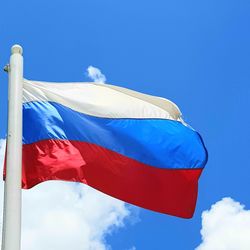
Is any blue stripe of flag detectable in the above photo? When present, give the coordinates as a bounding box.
[23,101,207,170]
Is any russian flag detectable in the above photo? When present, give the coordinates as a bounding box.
[21,80,207,218]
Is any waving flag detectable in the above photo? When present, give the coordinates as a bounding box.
[21,79,207,218]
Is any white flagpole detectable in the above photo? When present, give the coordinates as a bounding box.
[1,45,23,250]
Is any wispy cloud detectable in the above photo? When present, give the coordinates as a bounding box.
[127,247,136,250]
[86,66,106,84]
[0,138,136,250]
[196,197,250,250]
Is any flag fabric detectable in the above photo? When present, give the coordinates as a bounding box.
[21,80,207,218]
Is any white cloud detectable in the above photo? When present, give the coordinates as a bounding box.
[196,197,250,250]
[22,183,130,250]
[127,247,136,250]
[86,66,106,84]
[0,138,136,250]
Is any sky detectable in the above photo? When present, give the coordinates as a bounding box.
[1,0,250,249]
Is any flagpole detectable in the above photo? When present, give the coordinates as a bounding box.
[1,45,23,250]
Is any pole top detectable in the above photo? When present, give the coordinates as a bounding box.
[11,45,23,55]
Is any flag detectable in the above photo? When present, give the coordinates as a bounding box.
[21,79,207,218]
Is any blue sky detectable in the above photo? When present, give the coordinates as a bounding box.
[1,0,250,249]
